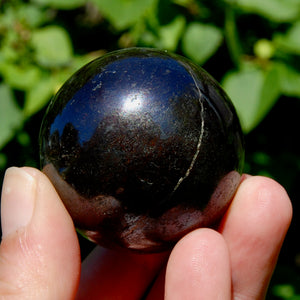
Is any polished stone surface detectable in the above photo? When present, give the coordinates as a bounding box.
[40,48,244,252]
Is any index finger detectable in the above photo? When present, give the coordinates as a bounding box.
[218,175,292,299]
[76,246,169,299]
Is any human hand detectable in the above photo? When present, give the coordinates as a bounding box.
[0,167,292,299]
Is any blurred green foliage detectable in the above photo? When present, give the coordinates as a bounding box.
[1,0,300,298]
[1,0,300,145]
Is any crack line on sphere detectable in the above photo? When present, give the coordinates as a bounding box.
[172,72,205,193]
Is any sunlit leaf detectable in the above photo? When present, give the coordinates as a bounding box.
[274,62,300,97]
[159,15,185,51]
[258,65,281,120]
[222,64,280,133]
[31,26,73,67]
[24,77,56,117]
[231,0,300,22]
[23,57,87,118]
[0,63,41,90]
[182,22,223,64]
[0,29,21,62]
[0,84,23,149]
[16,4,49,27]
[32,0,87,9]
[141,15,185,50]
[91,0,157,30]
[274,21,300,55]
[222,67,263,132]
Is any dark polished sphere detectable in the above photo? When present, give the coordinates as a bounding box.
[40,48,244,252]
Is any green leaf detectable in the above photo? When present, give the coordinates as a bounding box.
[24,77,56,117]
[140,15,185,51]
[23,57,87,117]
[231,0,300,22]
[32,0,87,9]
[274,62,300,97]
[274,21,300,55]
[259,66,281,120]
[159,15,185,51]
[181,22,223,65]
[31,26,73,68]
[223,67,263,133]
[222,65,281,133]
[0,84,23,149]
[16,4,49,28]
[0,29,21,62]
[0,63,41,90]
[17,131,31,147]
[272,284,295,298]
[91,0,157,30]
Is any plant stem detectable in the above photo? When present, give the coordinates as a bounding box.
[224,4,242,69]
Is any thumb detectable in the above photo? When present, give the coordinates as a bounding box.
[0,167,81,299]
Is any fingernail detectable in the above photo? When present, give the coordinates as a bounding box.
[1,167,36,239]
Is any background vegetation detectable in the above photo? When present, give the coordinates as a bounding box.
[1,0,300,298]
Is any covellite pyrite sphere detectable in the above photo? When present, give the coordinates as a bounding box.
[40,48,244,252]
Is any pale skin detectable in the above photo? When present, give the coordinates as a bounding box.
[0,167,292,299]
